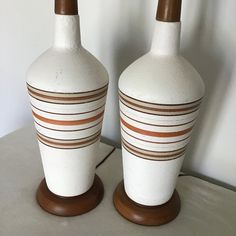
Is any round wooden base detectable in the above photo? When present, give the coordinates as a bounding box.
[113,181,180,226]
[36,175,104,216]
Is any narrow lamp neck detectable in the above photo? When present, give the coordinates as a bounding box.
[53,15,81,49]
[150,21,181,56]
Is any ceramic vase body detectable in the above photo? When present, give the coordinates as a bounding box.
[119,21,205,206]
[27,15,108,197]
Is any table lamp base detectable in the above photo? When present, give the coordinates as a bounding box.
[113,181,180,226]
[36,175,104,216]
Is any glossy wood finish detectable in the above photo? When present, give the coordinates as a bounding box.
[156,0,182,22]
[37,175,104,216]
[55,0,78,15]
[113,181,181,226]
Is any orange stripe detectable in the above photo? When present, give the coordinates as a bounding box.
[120,117,193,138]
[121,127,191,144]
[33,111,104,126]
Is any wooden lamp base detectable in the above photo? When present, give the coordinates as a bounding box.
[113,181,180,226]
[36,175,104,216]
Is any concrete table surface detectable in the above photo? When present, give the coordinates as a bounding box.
[0,126,236,236]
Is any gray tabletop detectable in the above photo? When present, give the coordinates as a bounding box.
[0,126,236,236]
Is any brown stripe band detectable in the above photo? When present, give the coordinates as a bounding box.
[123,138,186,154]
[28,87,107,101]
[120,93,200,113]
[122,139,185,161]
[119,90,202,106]
[121,117,193,138]
[37,130,101,142]
[27,83,108,95]
[38,133,100,150]
[119,99,199,117]
[29,93,106,105]
[122,143,184,161]
[31,103,105,116]
[33,111,104,126]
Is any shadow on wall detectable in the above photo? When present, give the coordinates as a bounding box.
[101,0,155,147]
[182,0,235,174]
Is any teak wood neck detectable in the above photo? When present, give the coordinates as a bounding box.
[55,0,78,15]
[156,0,182,22]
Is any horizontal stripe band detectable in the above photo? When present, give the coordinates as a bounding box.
[27,83,108,95]
[120,110,196,127]
[34,120,103,132]
[28,87,106,101]
[28,92,107,105]
[37,131,100,149]
[31,103,105,116]
[120,93,200,113]
[121,117,193,138]
[123,144,184,161]
[33,111,104,126]
[121,127,191,144]
[119,99,199,117]
[38,136,99,150]
[122,138,185,161]
[119,90,202,106]
[123,138,186,154]
[37,130,101,142]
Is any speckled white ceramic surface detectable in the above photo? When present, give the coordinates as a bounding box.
[119,21,205,205]
[26,15,109,197]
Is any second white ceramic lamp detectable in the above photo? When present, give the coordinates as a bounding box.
[114,0,205,226]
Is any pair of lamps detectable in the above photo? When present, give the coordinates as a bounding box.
[26,0,204,226]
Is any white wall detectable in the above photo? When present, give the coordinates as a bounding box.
[0,0,236,187]
[181,0,236,188]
